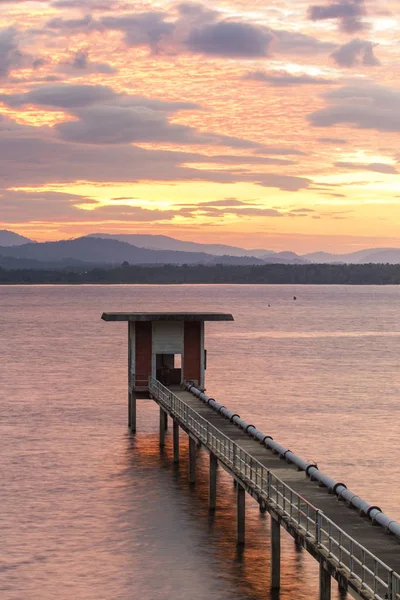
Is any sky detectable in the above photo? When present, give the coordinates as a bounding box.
[0,0,399,253]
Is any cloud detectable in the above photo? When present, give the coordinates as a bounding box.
[190,154,296,165]
[331,39,380,67]
[0,83,266,150]
[308,82,400,132]
[60,48,118,74]
[0,190,94,223]
[0,83,199,112]
[51,0,115,9]
[335,161,398,174]
[45,6,334,60]
[186,21,273,57]
[0,28,23,78]
[317,137,348,144]
[256,174,311,191]
[308,0,367,33]
[0,83,116,108]
[271,29,336,55]
[0,115,312,191]
[55,104,211,145]
[244,70,334,86]
[254,146,306,156]
[46,15,99,33]
[100,12,174,51]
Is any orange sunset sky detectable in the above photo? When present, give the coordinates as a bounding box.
[0,0,399,252]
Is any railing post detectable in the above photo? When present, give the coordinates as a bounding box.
[209,452,217,510]
[271,514,281,591]
[173,419,179,463]
[315,510,321,545]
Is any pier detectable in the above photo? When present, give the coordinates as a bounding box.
[102,311,400,600]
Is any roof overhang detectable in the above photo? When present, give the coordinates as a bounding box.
[102,312,234,322]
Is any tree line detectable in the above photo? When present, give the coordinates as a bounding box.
[1,262,400,284]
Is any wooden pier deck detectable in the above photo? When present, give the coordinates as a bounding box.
[101,311,399,600]
[149,381,400,600]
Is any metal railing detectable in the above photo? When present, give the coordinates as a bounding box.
[149,377,400,600]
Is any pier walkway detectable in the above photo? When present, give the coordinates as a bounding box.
[149,378,400,600]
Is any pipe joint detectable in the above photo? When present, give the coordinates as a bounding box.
[366,505,382,518]
[333,482,347,495]
[305,463,318,475]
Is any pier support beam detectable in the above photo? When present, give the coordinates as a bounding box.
[236,483,245,545]
[209,452,217,510]
[189,437,196,483]
[173,419,179,463]
[319,561,331,600]
[159,407,166,447]
[129,392,137,433]
[271,515,281,591]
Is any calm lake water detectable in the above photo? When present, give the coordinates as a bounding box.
[1,285,399,600]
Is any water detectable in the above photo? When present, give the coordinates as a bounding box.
[1,284,399,600]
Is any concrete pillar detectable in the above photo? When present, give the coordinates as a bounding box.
[164,410,168,431]
[319,561,331,600]
[128,325,132,428]
[130,393,136,433]
[271,515,281,590]
[189,437,196,483]
[173,419,179,463]
[236,483,245,545]
[159,407,166,447]
[209,452,217,510]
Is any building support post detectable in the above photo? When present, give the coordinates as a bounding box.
[209,452,217,510]
[236,483,245,545]
[271,515,281,591]
[128,324,132,429]
[319,561,331,600]
[164,410,168,431]
[159,407,166,447]
[173,419,179,463]
[189,437,196,483]
[130,393,136,433]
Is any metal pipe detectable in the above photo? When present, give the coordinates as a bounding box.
[183,383,400,539]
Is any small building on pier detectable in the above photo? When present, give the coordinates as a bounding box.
[101,312,234,394]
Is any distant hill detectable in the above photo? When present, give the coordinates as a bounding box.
[86,232,275,258]
[262,251,307,264]
[0,230,32,246]
[0,236,266,267]
[303,248,400,264]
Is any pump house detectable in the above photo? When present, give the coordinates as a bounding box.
[102,312,234,430]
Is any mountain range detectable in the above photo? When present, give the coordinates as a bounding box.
[0,230,400,268]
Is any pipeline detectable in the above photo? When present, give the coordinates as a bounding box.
[184,382,400,540]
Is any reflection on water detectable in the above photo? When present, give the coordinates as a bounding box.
[1,285,399,599]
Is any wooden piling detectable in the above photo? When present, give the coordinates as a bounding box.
[189,437,196,483]
[130,393,136,433]
[209,452,217,510]
[319,561,331,600]
[159,407,166,447]
[271,515,281,590]
[173,419,179,463]
[236,483,245,545]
